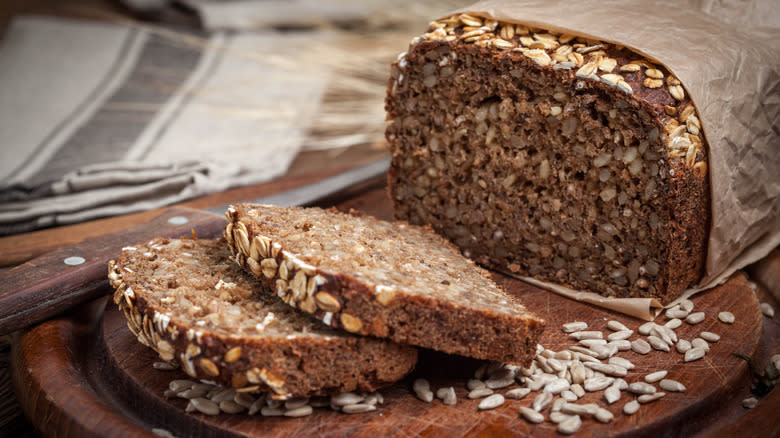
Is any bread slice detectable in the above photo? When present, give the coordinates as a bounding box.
[224,203,544,366]
[108,237,418,399]
[384,15,709,303]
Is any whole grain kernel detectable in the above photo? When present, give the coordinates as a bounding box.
[224,346,242,363]
[340,313,363,332]
[314,292,341,313]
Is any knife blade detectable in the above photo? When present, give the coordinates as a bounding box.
[0,157,391,335]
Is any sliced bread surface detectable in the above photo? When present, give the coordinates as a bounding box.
[225,204,544,366]
[108,237,418,399]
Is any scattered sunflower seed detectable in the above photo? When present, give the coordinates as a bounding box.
[594,407,614,423]
[604,386,621,404]
[550,411,574,424]
[638,392,665,403]
[562,321,589,333]
[607,320,630,332]
[467,378,486,391]
[153,362,177,371]
[570,330,604,340]
[691,338,710,352]
[561,390,578,402]
[676,339,692,353]
[607,330,633,341]
[665,318,683,329]
[342,403,377,414]
[645,370,668,383]
[552,397,567,412]
[742,397,759,409]
[760,303,775,318]
[685,312,706,324]
[260,406,285,417]
[532,391,554,411]
[700,332,720,343]
[684,347,706,362]
[544,378,571,394]
[558,414,582,434]
[413,378,434,402]
[648,336,671,352]
[505,387,531,400]
[468,387,494,399]
[631,339,652,355]
[520,406,545,423]
[331,392,363,406]
[584,376,614,392]
[191,398,220,416]
[478,394,505,410]
[628,382,656,395]
[638,322,656,336]
[680,299,695,312]
[570,384,586,398]
[561,402,599,416]
[219,399,245,414]
[284,405,313,417]
[718,311,735,324]
[623,400,640,415]
[659,379,686,392]
[608,357,635,370]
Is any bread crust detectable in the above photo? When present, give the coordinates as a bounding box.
[109,237,418,399]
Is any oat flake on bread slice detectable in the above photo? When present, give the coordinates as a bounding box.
[225,204,544,366]
[108,237,417,399]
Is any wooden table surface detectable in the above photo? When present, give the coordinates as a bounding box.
[0,1,777,437]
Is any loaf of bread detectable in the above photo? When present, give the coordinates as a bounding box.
[108,238,418,399]
[224,203,544,366]
[385,14,709,302]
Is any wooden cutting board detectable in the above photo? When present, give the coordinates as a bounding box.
[11,188,780,437]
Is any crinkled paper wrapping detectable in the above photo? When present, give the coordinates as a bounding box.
[447,0,780,320]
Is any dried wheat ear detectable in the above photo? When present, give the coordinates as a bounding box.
[225,203,544,366]
[109,237,417,400]
[385,13,709,302]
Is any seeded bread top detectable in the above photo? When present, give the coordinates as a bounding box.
[234,204,527,317]
[115,238,349,340]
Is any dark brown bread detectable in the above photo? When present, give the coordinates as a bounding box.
[108,237,417,399]
[224,203,544,366]
[385,14,709,303]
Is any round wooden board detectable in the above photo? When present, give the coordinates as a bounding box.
[11,271,766,437]
[10,191,778,437]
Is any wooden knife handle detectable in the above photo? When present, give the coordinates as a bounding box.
[0,207,225,335]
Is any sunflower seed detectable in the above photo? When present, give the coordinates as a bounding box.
[532,391,553,411]
[282,405,312,417]
[608,357,635,370]
[570,383,585,398]
[684,347,706,362]
[666,307,689,319]
[612,378,628,390]
[742,397,758,409]
[479,394,505,410]
[260,406,285,416]
[169,379,195,392]
[545,378,571,394]
[550,411,574,423]
[648,336,671,352]
[591,344,619,359]
[561,390,578,401]
[607,320,630,332]
[645,370,668,383]
[638,392,665,403]
[632,339,652,354]
[210,388,236,403]
[607,330,633,341]
[486,376,515,389]
[585,362,627,377]
[331,392,363,406]
[652,325,677,344]
[467,378,486,390]
[441,387,457,405]
[760,303,775,318]
[638,322,656,336]
[659,379,686,392]
[609,340,632,351]
[219,399,245,414]
[628,382,656,395]
[562,321,589,333]
[584,376,614,391]
[623,400,640,415]
[680,299,695,312]
[676,339,692,353]
[570,330,604,340]
[686,312,706,324]
[665,318,683,329]
[284,398,309,410]
[604,386,621,404]
[468,387,494,399]
[594,407,614,423]
[520,406,545,423]
[558,414,582,434]
[561,402,599,416]
[691,338,710,351]
[580,339,608,348]
[153,361,177,371]
[716,311,734,324]
[191,398,220,416]
[342,403,377,414]
[413,378,434,402]
[505,387,531,399]
[700,331,720,342]
[152,428,176,438]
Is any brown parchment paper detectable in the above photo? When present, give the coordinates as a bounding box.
[446,0,780,320]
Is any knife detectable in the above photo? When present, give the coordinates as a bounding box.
[0,157,391,335]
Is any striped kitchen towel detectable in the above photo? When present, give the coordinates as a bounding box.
[0,15,330,235]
